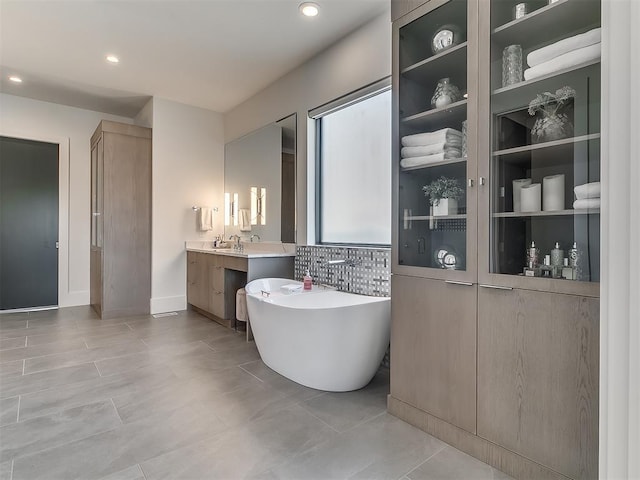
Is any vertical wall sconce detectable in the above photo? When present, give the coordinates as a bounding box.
[250,187,258,225]
[250,186,267,226]
[225,192,240,226]
[260,187,266,225]
[233,193,239,226]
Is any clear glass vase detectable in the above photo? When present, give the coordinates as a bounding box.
[502,45,523,87]
[531,112,574,143]
[431,78,462,109]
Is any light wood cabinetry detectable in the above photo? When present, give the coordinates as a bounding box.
[477,287,599,480]
[90,121,151,319]
[390,1,601,478]
[391,275,477,433]
[186,250,293,328]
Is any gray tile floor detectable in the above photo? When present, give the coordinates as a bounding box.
[0,306,512,480]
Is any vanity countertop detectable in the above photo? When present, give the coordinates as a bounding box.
[185,241,295,259]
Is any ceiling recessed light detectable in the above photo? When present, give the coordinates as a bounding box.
[106,55,119,64]
[8,75,23,83]
[299,2,319,17]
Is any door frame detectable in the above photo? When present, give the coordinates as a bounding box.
[0,130,70,309]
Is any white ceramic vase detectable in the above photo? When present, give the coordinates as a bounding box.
[432,198,458,216]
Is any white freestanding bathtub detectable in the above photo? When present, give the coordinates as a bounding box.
[245,278,390,392]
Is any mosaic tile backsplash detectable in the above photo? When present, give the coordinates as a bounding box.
[295,245,391,297]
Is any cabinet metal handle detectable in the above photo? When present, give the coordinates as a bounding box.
[479,284,513,290]
[445,280,473,286]
[479,177,486,186]
[468,178,474,187]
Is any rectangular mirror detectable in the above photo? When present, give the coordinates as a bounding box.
[224,113,296,243]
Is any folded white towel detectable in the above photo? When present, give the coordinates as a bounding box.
[574,182,601,200]
[400,152,461,169]
[239,208,251,232]
[527,28,601,67]
[401,144,462,158]
[573,198,601,209]
[197,207,213,231]
[401,128,462,147]
[524,42,601,81]
[280,284,303,294]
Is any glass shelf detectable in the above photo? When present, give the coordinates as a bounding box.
[402,42,468,83]
[401,99,467,130]
[401,156,467,171]
[493,208,599,218]
[492,133,600,157]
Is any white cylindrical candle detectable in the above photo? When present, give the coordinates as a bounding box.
[521,183,541,212]
[543,174,565,211]
[512,178,532,212]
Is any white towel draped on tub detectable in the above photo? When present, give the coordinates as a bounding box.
[524,42,601,81]
[197,207,213,231]
[574,182,601,200]
[527,28,601,67]
[401,128,462,147]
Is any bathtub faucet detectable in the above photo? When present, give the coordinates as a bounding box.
[327,258,362,267]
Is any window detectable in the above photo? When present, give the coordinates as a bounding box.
[313,82,392,245]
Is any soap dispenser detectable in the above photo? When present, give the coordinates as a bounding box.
[303,269,312,290]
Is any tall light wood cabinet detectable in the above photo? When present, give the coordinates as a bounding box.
[90,121,151,319]
[389,1,601,478]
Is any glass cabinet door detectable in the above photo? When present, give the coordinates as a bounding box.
[394,0,477,279]
[479,0,601,294]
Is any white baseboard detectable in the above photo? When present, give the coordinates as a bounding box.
[151,295,187,315]
[59,290,90,307]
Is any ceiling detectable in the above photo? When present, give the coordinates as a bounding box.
[0,0,390,117]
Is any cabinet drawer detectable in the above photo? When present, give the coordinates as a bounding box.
[223,256,248,272]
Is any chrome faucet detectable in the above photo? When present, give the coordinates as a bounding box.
[228,234,242,251]
[327,258,362,267]
[250,234,261,242]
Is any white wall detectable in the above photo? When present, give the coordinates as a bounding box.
[600,0,640,478]
[0,93,132,307]
[150,98,225,314]
[224,11,391,244]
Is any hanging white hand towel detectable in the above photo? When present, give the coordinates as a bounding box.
[239,208,252,232]
[197,207,213,231]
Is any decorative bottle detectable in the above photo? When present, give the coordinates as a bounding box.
[550,242,564,278]
[303,269,312,291]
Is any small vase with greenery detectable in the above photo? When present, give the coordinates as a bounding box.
[422,176,464,216]
[528,86,575,143]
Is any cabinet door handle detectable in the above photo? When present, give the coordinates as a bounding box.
[468,178,474,188]
[445,280,474,286]
[479,284,513,290]
[479,177,486,186]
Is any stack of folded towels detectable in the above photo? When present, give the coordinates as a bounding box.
[573,181,600,209]
[524,28,601,81]
[400,128,463,169]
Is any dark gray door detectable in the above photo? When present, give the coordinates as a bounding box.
[0,136,59,310]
